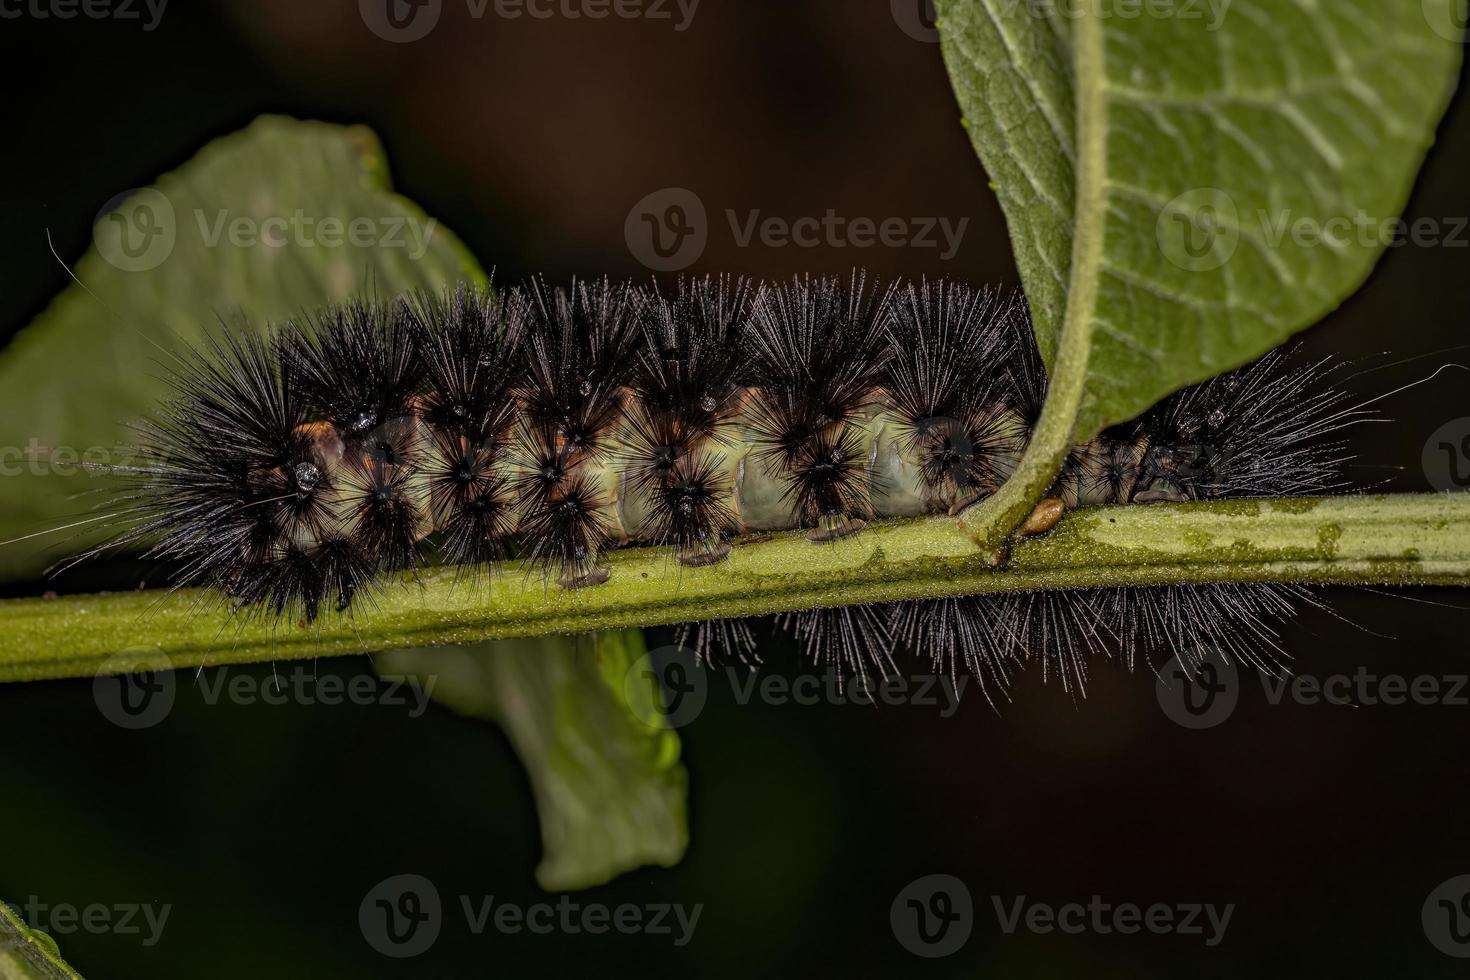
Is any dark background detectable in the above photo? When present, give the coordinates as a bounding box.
[2,1,1469,976]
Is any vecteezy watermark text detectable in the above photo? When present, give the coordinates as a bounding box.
[624,187,970,271]
[193,210,439,260]
[358,875,700,957]
[725,668,968,717]
[1156,187,1470,272]
[625,646,974,729]
[94,655,438,730]
[992,895,1234,946]
[359,0,700,42]
[92,189,442,273]
[0,0,168,29]
[1157,648,1470,729]
[727,210,968,260]
[892,0,1232,43]
[5,898,170,949]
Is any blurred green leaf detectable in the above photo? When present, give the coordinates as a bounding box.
[938,0,1464,439]
[376,631,690,891]
[0,904,82,980]
[0,114,482,578]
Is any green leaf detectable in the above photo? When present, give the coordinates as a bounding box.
[0,114,482,578]
[0,904,82,980]
[375,630,690,891]
[938,0,1463,545]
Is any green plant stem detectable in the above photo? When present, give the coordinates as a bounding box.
[1,493,1467,682]
[957,5,1108,553]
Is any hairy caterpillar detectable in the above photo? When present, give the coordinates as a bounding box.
[82,272,1356,698]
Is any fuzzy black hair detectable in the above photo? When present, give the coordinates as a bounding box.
[516,276,642,461]
[510,277,643,581]
[410,282,525,446]
[676,618,760,668]
[615,276,752,559]
[421,426,517,568]
[1130,348,1354,501]
[410,282,524,570]
[781,427,873,528]
[890,596,1017,702]
[629,275,752,440]
[514,469,614,585]
[885,281,1021,504]
[777,603,896,680]
[337,453,425,573]
[639,452,740,559]
[744,272,891,528]
[284,299,422,458]
[121,328,344,613]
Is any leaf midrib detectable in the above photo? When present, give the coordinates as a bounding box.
[958,8,1108,552]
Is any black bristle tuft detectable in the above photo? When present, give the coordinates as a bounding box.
[1103,583,1304,676]
[285,299,422,455]
[676,618,761,668]
[745,272,891,528]
[777,603,896,679]
[410,282,524,445]
[640,452,740,558]
[891,597,1017,703]
[630,275,752,440]
[782,427,872,528]
[339,455,425,573]
[514,468,614,584]
[886,281,1022,505]
[1008,589,1114,696]
[1131,348,1355,501]
[422,427,517,568]
[120,328,336,604]
[745,272,891,464]
[613,405,698,505]
[517,276,642,461]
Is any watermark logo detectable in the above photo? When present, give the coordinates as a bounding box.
[95,663,438,730]
[94,189,176,272]
[1158,189,1469,273]
[361,0,699,41]
[1036,0,1231,31]
[727,209,968,260]
[95,188,441,272]
[993,895,1233,946]
[1423,0,1468,42]
[460,894,701,944]
[1423,875,1470,958]
[94,650,176,731]
[624,188,970,271]
[360,874,443,958]
[194,208,439,258]
[727,668,969,716]
[1261,669,1470,709]
[625,645,707,729]
[1423,418,1470,491]
[1156,647,1238,729]
[358,875,701,955]
[1161,657,1470,729]
[0,440,137,477]
[891,875,973,957]
[360,0,443,42]
[0,0,169,29]
[891,0,939,42]
[1155,187,1239,272]
[4,897,171,949]
[625,187,708,272]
